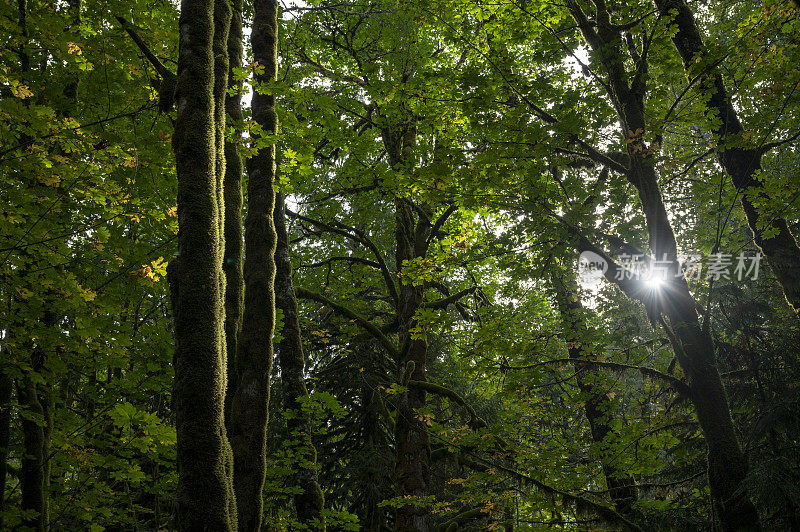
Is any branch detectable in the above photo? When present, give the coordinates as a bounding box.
[286,209,399,307]
[466,456,644,532]
[294,45,369,88]
[554,214,649,303]
[569,358,691,398]
[114,15,173,80]
[422,286,477,310]
[297,255,381,270]
[295,287,399,359]
[427,204,457,244]
[759,127,800,154]
[407,380,486,428]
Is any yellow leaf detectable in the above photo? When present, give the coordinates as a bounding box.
[67,41,83,55]
[11,83,34,99]
[81,289,96,302]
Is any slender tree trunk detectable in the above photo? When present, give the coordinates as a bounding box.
[654,0,800,315]
[274,193,325,529]
[167,0,236,525]
[567,3,760,528]
[551,271,637,515]
[17,376,46,532]
[16,323,53,532]
[0,366,10,530]
[227,0,278,529]
[223,0,245,425]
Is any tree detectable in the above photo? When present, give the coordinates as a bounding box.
[166,0,236,526]
[226,0,279,529]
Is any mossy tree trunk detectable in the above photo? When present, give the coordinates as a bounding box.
[227,0,279,529]
[223,0,245,425]
[568,2,759,528]
[552,271,637,515]
[653,0,800,316]
[274,194,325,530]
[167,0,236,526]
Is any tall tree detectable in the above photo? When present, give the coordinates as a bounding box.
[223,0,245,422]
[167,0,236,527]
[227,0,279,528]
[563,0,760,526]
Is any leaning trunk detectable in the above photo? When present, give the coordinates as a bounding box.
[227,0,279,529]
[552,271,637,515]
[654,0,800,315]
[274,193,325,529]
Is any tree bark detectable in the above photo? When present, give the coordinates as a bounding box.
[393,197,432,532]
[167,0,236,526]
[17,377,46,532]
[551,271,638,515]
[275,194,326,530]
[227,0,279,529]
[654,0,800,315]
[223,0,244,424]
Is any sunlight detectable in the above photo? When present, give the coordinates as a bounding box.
[645,275,665,290]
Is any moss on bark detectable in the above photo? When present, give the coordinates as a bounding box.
[168,0,236,527]
[227,0,279,529]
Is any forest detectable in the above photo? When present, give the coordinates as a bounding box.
[1,0,800,529]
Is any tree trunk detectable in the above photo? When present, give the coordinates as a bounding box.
[227,0,279,529]
[274,193,326,529]
[383,122,433,531]
[223,0,244,424]
[17,376,46,532]
[551,271,638,515]
[167,0,236,526]
[0,366,10,530]
[393,198,431,532]
[654,0,800,315]
[16,326,53,532]
[567,3,760,528]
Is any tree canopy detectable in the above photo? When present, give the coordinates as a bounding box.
[1,0,800,530]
